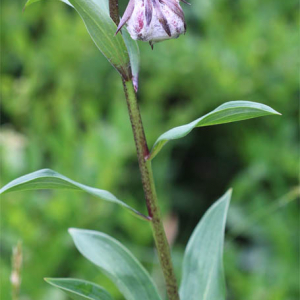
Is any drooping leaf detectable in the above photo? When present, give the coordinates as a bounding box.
[69,228,162,300]
[24,0,131,79]
[0,169,148,221]
[45,278,113,300]
[148,101,281,160]
[180,190,232,300]
[122,28,140,91]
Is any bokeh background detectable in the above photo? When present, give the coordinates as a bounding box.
[1,0,299,299]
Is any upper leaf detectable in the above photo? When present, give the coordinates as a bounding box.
[122,27,140,91]
[0,169,148,221]
[45,278,113,300]
[69,228,162,300]
[180,190,232,300]
[24,0,131,79]
[148,101,281,160]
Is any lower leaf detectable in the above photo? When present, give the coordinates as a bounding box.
[180,189,232,300]
[69,228,162,300]
[0,169,148,221]
[45,278,113,300]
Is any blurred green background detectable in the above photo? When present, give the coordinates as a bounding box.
[1,0,299,299]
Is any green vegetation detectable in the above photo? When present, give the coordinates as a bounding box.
[1,0,298,299]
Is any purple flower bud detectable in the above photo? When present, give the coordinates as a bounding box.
[116,0,188,47]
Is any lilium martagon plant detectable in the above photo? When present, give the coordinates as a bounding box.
[1,0,281,300]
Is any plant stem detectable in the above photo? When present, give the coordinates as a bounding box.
[122,79,180,300]
[108,0,179,296]
[109,0,119,25]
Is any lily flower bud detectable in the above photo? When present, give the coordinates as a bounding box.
[116,0,188,47]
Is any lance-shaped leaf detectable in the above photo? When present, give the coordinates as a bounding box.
[122,27,140,92]
[180,190,232,300]
[0,169,148,221]
[148,101,281,160]
[25,0,73,7]
[45,278,113,300]
[24,0,131,79]
[69,228,162,300]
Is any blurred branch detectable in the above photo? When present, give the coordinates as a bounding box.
[11,241,23,300]
[227,186,300,243]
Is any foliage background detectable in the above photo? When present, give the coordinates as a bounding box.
[1,0,298,299]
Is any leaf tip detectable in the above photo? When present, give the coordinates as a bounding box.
[266,106,281,116]
[225,188,233,200]
[44,278,60,288]
[44,278,55,285]
[68,228,77,236]
[23,0,34,12]
[68,228,86,239]
[265,105,281,115]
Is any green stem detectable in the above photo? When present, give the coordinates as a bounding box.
[122,79,180,300]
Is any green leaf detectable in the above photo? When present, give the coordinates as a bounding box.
[69,228,162,300]
[45,278,113,300]
[0,169,148,221]
[148,101,281,160]
[24,0,131,79]
[25,0,72,8]
[122,28,140,91]
[180,190,232,300]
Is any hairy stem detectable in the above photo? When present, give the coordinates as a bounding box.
[122,79,180,300]
[109,0,119,25]
[108,0,179,296]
